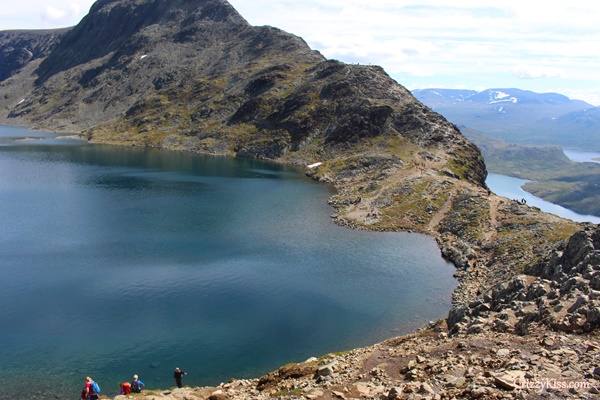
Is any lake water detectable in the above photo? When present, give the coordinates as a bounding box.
[486,173,600,224]
[563,149,600,164]
[0,126,455,399]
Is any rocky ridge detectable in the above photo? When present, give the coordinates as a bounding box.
[450,227,600,336]
[0,28,68,81]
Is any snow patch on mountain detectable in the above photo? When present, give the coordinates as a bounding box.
[489,90,518,105]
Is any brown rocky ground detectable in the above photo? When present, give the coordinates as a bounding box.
[106,327,599,400]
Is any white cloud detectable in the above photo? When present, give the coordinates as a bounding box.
[558,89,600,107]
[230,0,600,104]
[1,1,95,28]
[512,66,564,80]
[43,6,68,21]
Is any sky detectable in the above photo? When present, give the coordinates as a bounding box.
[1,0,599,105]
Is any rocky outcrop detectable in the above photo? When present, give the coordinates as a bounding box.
[0,28,68,81]
[449,226,600,335]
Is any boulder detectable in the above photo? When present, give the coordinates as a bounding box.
[493,371,524,391]
[387,386,404,400]
[496,348,510,357]
[315,362,336,378]
[208,390,229,400]
[420,382,436,395]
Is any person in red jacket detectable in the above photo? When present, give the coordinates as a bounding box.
[120,381,132,395]
[82,377,99,400]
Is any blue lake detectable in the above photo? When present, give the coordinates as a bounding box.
[563,149,600,164]
[486,173,600,224]
[0,126,456,399]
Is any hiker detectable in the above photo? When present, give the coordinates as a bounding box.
[132,374,145,393]
[174,367,187,388]
[82,377,101,400]
[120,381,132,395]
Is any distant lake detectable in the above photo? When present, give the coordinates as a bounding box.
[486,173,600,224]
[0,126,456,399]
[563,149,600,164]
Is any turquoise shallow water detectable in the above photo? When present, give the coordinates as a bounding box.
[0,126,456,399]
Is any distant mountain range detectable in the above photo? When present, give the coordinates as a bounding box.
[413,88,600,150]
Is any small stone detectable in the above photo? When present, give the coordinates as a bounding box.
[354,383,371,397]
[420,382,436,395]
[387,386,404,400]
[332,390,347,399]
[496,348,510,357]
[586,307,600,326]
[493,371,524,391]
[315,362,335,377]
[208,391,229,400]
[569,387,578,395]
[542,337,555,347]
[470,385,488,398]
[445,375,466,388]
[305,389,324,399]
[467,324,484,334]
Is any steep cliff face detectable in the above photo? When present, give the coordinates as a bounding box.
[0,28,68,81]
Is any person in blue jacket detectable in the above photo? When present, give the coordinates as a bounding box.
[132,374,145,393]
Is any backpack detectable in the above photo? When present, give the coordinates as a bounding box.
[91,381,101,394]
[132,380,144,392]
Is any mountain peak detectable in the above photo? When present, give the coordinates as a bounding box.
[89,0,246,23]
[36,0,248,82]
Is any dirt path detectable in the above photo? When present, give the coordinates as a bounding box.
[427,190,455,232]
[483,195,501,242]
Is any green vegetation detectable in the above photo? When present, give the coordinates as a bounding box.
[377,178,451,230]
[273,387,303,397]
[493,205,579,273]
[464,127,600,217]
[440,191,490,244]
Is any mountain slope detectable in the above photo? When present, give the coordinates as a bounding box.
[0,28,69,82]
[0,0,486,185]
[543,107,600,149]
